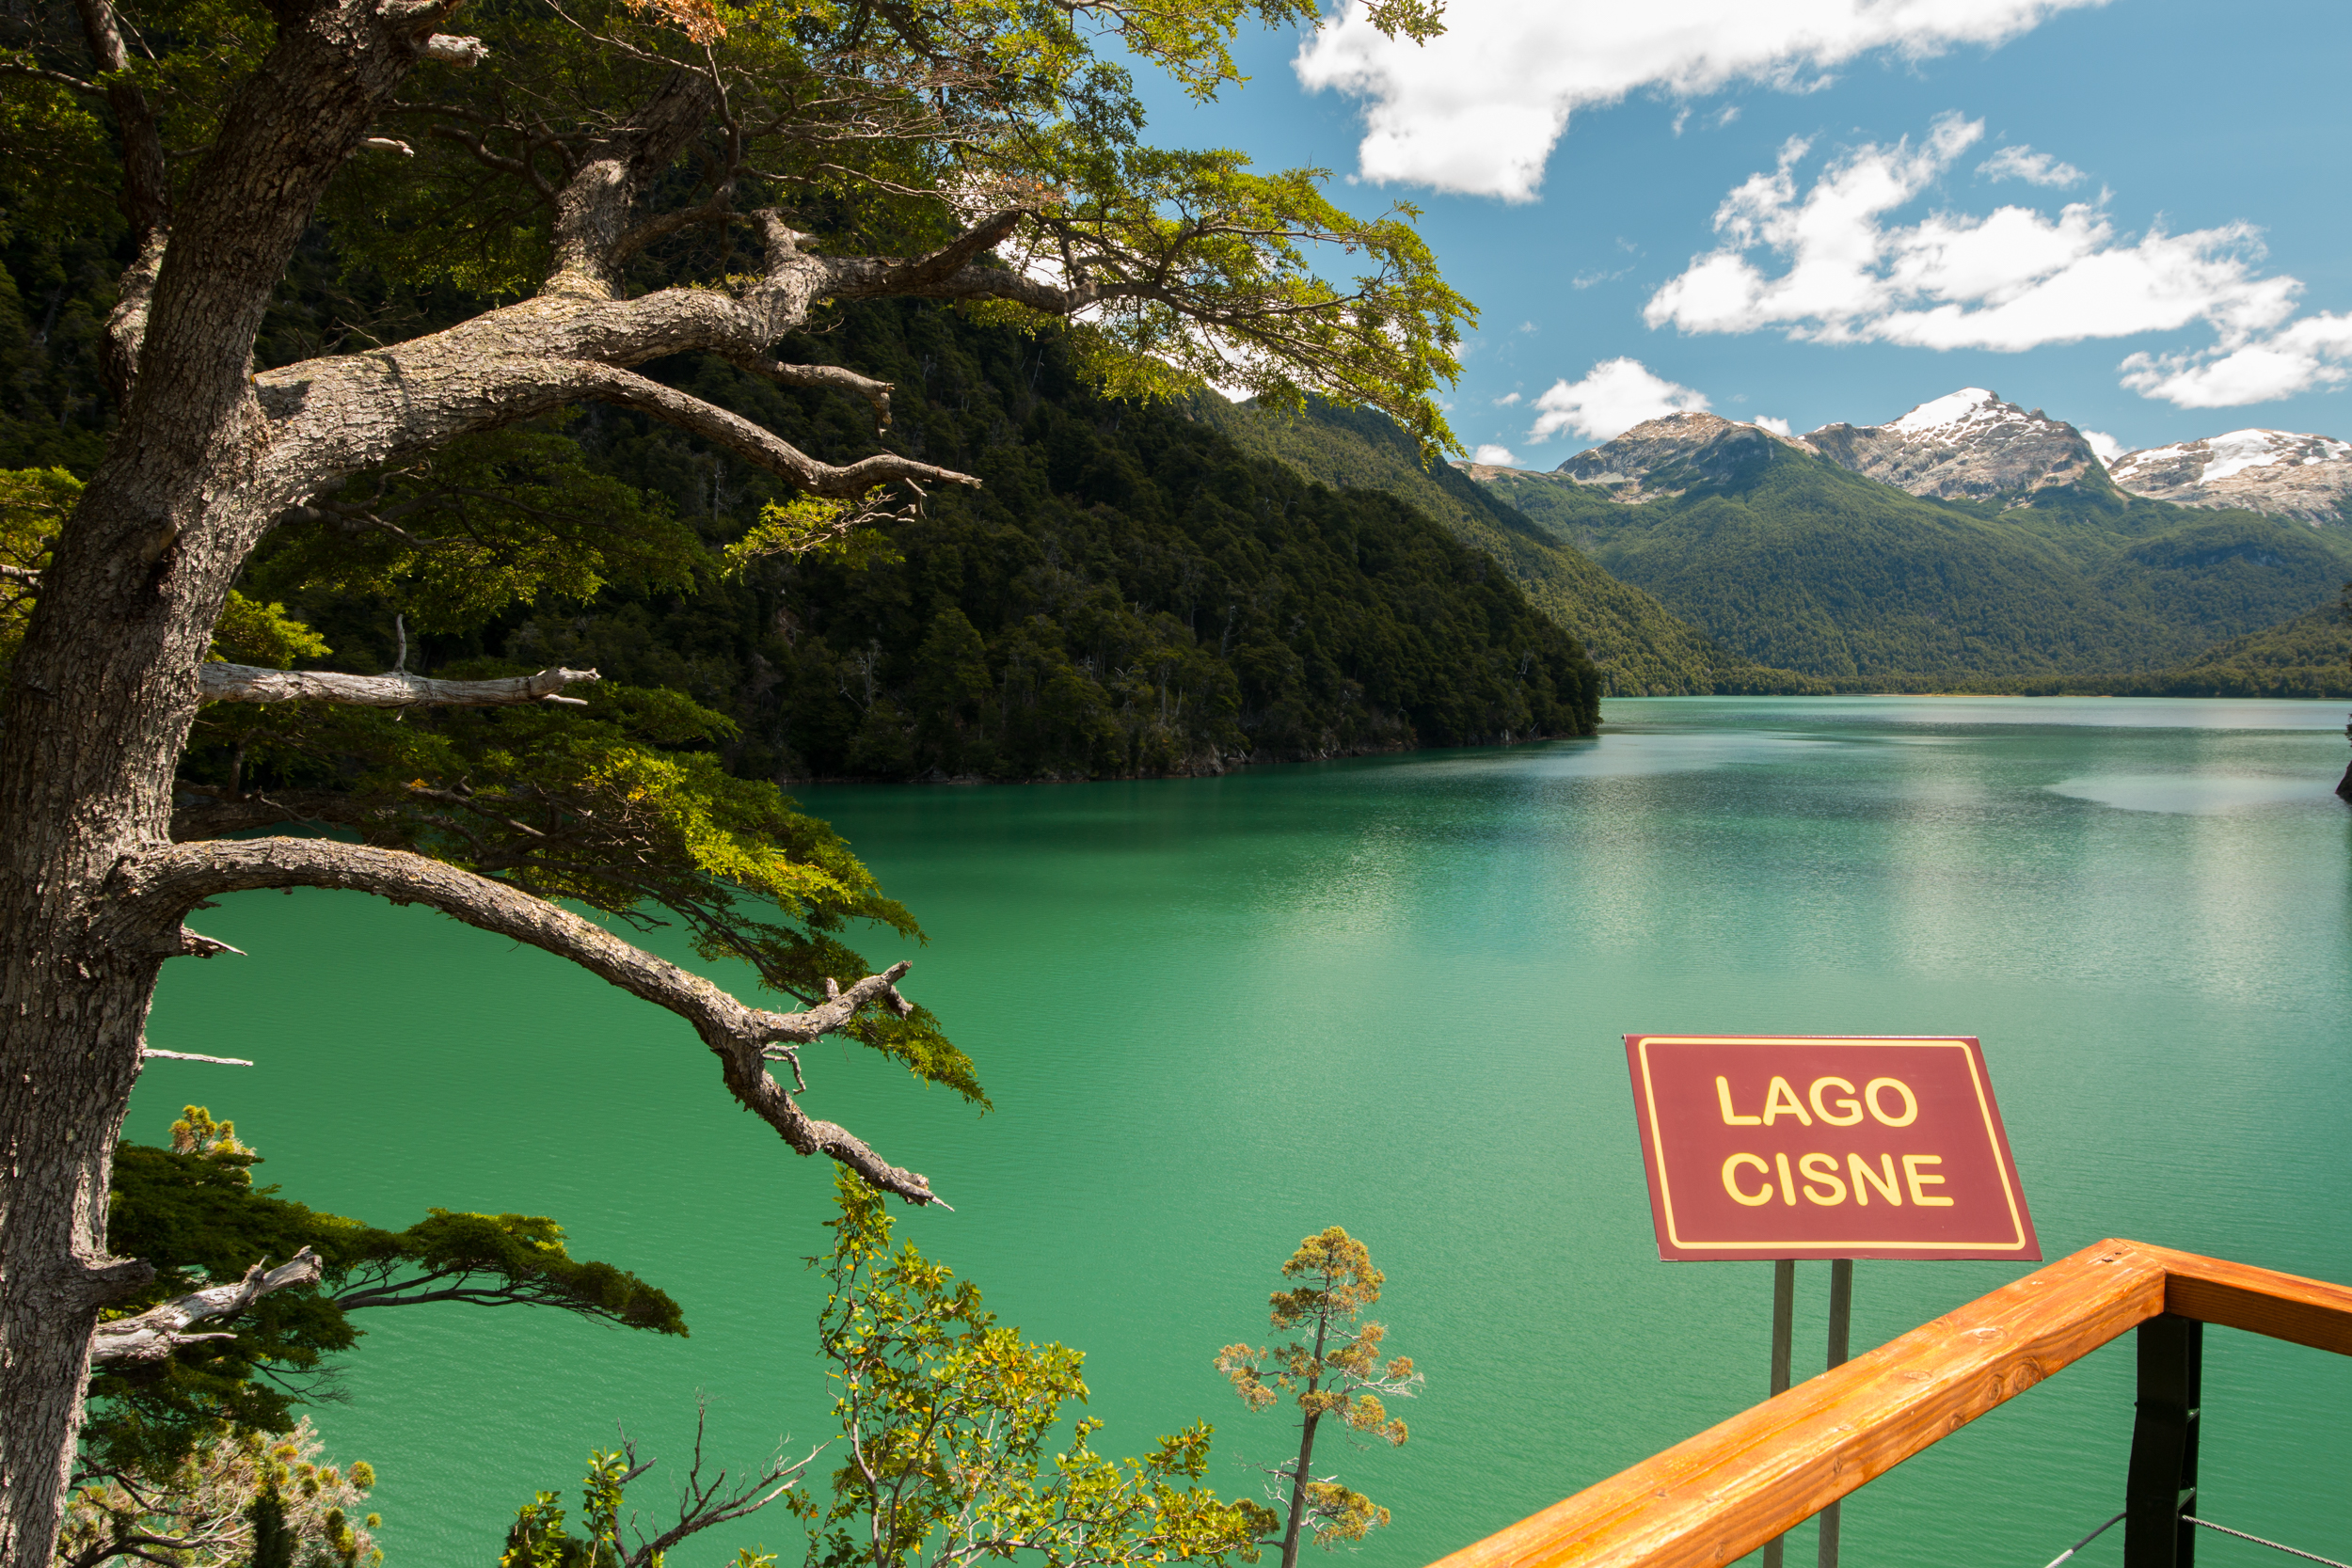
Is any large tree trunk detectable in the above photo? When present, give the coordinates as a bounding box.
[0,3,417,1550]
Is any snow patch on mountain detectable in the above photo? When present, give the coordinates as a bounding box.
[2106,430,2352,524]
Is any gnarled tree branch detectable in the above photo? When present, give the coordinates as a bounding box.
[198,661,601,706]
[89,1250,323,1365]
[115,839,945,1205]
[576,363,973,497]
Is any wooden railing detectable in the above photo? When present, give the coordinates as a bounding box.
[1426,1239,2352,1568]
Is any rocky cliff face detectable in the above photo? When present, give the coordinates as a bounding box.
[2106,429,2352,525]
[1547,411,1799,501]
[1800,388,2104,501]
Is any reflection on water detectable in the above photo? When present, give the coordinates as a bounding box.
[137,696,2352,1568]
[2046,773,2322,815]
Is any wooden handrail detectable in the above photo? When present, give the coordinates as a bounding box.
[1426,1239,2352,1568]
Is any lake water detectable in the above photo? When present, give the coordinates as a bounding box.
[135,696,2352,1568]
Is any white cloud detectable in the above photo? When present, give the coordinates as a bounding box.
[1978,144,2084,186]
[2119,313,2352,407]
[1643,116,2302,356]
[1293,0,2104,201]
[1492,391,1522,406]
[1472,443,1521,465]
[1753,415,1794,436]
[2080,429,2124,464]
[1528,358,1710,444]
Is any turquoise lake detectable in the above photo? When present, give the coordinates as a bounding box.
[135,696,2352,1567]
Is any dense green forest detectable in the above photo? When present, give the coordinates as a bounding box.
[4,227,1599,781]
[1196,397,1823,695]
[1982,595,2352,698]
[1470,440,2352,687]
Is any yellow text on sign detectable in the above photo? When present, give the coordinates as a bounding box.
[1718,1151,1953,1208]
[1714,1074,1919,1128]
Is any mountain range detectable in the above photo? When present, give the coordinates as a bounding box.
[1435,388,2352,694]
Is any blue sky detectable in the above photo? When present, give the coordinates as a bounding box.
[1124,0,2352,465]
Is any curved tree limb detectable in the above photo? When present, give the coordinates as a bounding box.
[116,839,946,1205]
[197,661,601,707]
[576,364,974,497]
[88,1250,323,1365]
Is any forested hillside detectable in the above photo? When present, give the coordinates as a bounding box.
[1991,597,2352,697]
[2,231,1599,779]
[1196,397,1823,695]
[1470,438,2352,687]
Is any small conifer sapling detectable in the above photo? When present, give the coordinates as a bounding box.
[1215,1228,1422,1568]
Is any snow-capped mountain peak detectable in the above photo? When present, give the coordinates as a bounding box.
[1886,388,2009,436]
[1802,390,2100,501]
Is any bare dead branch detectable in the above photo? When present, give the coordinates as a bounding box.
[577,363,971,497]
[621,1402,818,1568]
[89,1250,323,1365]
[0,62,102,94]
[730,356,894,430]
[116,840,946,1205]
[0,564,38,583]
[197,662,601,707]
[140,1049,255,1066]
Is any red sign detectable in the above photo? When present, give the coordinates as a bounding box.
[1625,1036,2039,1261]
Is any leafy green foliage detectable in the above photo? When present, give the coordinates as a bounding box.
[1471,444,2352,687]
[501,1449,643,1568]
[1214,1229,1418,1568]
[89,1108,685,1478]
[180,682,981,1095]
[501,1172,1275,1568]
[255,422,706,637]
[795,1171,1277,1568]
[0,463,72,675]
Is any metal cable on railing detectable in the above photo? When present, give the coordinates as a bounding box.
[2037,1510,2350,1568]
[2040,1511,2123,1568]
[2185,1516,2352,1568]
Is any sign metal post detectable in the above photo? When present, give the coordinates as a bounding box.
[1625,1036,2040,1568]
